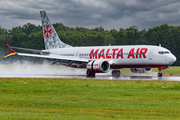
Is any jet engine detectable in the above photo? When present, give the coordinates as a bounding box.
[87,60,110,73]
[130,68,152,73]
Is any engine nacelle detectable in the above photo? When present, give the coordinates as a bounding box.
[87,60,110,73]
[130,68,152,73]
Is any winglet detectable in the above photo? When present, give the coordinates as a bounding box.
[4,41,16,58]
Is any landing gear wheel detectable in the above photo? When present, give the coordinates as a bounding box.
[112,70,121,77]
[86,71,95,77]
[157,72,162,77]
[112,70,116,76]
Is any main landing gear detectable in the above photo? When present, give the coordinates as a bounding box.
[86,71,95,77]
[112,69,121,77]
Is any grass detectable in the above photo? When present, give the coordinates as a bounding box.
[0,78,180,119]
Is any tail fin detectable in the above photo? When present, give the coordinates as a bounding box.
[40,11,72,50]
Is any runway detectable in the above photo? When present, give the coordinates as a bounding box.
[0,64,180,81]
[0,73,180,81]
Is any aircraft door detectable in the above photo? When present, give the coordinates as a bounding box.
[75,51,79,57]
[149,49,154,60]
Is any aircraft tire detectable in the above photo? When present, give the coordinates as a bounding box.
[116,70,120,76]
[112,70,120,77]
[157,72,162,77]
[86,71,95,77]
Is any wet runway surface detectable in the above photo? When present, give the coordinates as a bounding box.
[0,73,180,81]
[0,64,179,81]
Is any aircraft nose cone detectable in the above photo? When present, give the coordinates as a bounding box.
[170,54,176,65]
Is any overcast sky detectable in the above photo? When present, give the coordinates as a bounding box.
[0,0,180,31]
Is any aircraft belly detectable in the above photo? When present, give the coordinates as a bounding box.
[110,58,168,69]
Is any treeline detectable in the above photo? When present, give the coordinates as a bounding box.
[0,23,179,65]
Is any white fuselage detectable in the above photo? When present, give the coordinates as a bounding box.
[47,45,176,69]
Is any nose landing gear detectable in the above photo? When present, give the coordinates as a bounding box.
[157,71,163,77]
[157,66,169,77]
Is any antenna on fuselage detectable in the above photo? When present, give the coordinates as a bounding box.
[159,44,161,47]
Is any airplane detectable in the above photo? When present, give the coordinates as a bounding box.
[4,11,176,77]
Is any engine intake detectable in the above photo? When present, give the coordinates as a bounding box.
[130,68,152,73]
[87,60,110,73]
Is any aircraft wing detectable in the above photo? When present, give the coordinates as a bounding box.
[16,53,89,62]
[4,41,89,66]
[11,46,50,54]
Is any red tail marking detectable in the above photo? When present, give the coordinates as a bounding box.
[44,24,52,39]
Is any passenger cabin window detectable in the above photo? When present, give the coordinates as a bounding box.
[159,51,170,54]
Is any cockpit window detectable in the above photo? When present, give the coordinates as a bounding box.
[159,51,170,54]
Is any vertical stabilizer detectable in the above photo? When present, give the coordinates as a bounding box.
[40,11,72,50]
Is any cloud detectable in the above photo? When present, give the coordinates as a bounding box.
[0,0,180,30]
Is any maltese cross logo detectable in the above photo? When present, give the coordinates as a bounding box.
[44,24,52,39]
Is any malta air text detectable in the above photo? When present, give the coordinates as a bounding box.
[90,48,148,59]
